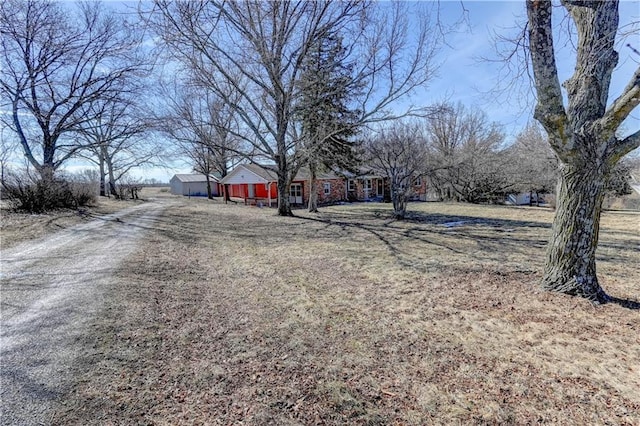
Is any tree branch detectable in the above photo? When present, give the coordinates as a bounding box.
[526,0,570,155]
[607,130,640,164]
[601,65,640,135]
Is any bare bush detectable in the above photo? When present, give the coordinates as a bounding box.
[364,121,429,219]
[114,175,143,200]
[1,171,96,213]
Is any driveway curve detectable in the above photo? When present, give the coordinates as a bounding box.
[1,199,174,425]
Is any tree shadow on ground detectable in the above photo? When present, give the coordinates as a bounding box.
[608,297,640,309]
[295,209,640,310]
[297,209,551,268]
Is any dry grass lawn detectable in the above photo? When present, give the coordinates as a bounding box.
[0,195,138,249]
[19,196,640,424]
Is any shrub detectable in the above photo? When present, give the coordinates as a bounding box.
[114,175,143,200]
[1,171,96,213]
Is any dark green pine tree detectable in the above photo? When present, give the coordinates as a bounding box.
[296,33,361,212]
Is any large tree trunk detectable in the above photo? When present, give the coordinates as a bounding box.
[391,183,407,220]
[276,153,293,216]
[106,157,118,198]
[526,0,640,303]
[39,165,55,184]
[277,172,293,216]
[542,162,609,303]
[308,161,319,213]
[98,155,107,197]
[206,175,213,199]
[224,184,230,203]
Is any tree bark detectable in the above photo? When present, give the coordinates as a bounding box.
[277,174,293,216]
[526,0,640,302]
[276,155,293,216]
[391,183,407,220]
[308,160,319,213]
[206,175,213,199]
[98,153,107,197]
[106,157,119,198]
[542,162,609,303]
[39,166,55,189]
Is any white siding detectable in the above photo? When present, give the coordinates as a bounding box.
[170,175,218,196]
[221,166,269,185]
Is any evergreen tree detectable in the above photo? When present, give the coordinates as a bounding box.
[296,33,361,212]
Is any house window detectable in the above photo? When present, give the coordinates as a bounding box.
[414,176,422,186]
[290,184,302,198]
[364,179,372,191]
[323,182,331,195]
[348,179,355,191]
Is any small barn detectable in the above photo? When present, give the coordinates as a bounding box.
[170,174,220,197]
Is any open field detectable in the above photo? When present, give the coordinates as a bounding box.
[4,193,639,424]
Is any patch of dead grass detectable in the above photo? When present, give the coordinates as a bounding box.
[0,187,170,249]
[51,201,639,425]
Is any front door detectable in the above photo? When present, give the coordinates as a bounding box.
[363,179,372,199]
[289,183,303,204]
[248,184,255,198]
[377,179,384,197]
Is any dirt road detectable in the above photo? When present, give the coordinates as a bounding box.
[0,199,174,425]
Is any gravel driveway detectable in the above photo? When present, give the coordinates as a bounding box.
[1,200,171,425]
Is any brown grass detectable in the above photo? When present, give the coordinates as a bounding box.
[37,198,640,425]
[0,188,161,249]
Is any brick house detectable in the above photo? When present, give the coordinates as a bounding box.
[346,173,428,202]
[220,163,428,207]
[220,164,347,207]
[300,173,346,206]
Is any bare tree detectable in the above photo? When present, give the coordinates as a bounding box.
[604,158,634,198]
[0,0,148,181]
[365,121,429,219]
[146,0,443,216]
[507,121,558,205]
[0,128,17,186]
[627,154,640,187]
[154,79,242,199]
[424,102,509,203]
[526,1,639,303]
[77,100,157,198]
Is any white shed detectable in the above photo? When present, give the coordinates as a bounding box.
[506,192,546,206]
[170,174,220,197]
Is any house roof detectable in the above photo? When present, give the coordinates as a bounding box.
[172,174,220,183]
[220,163,344,185]
[220,164,275,185]
[242,163,278,181]
[294,168,342,181]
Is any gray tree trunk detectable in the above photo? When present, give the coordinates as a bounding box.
[106,156,118,199]
[276,155,293,216]
[277,174,293,216]
[526,0,640,302]
[206,175,212,199]
[391,183,408,220]
[308,161,319,213]
[98,154,107,197]
[542,162,609,303]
